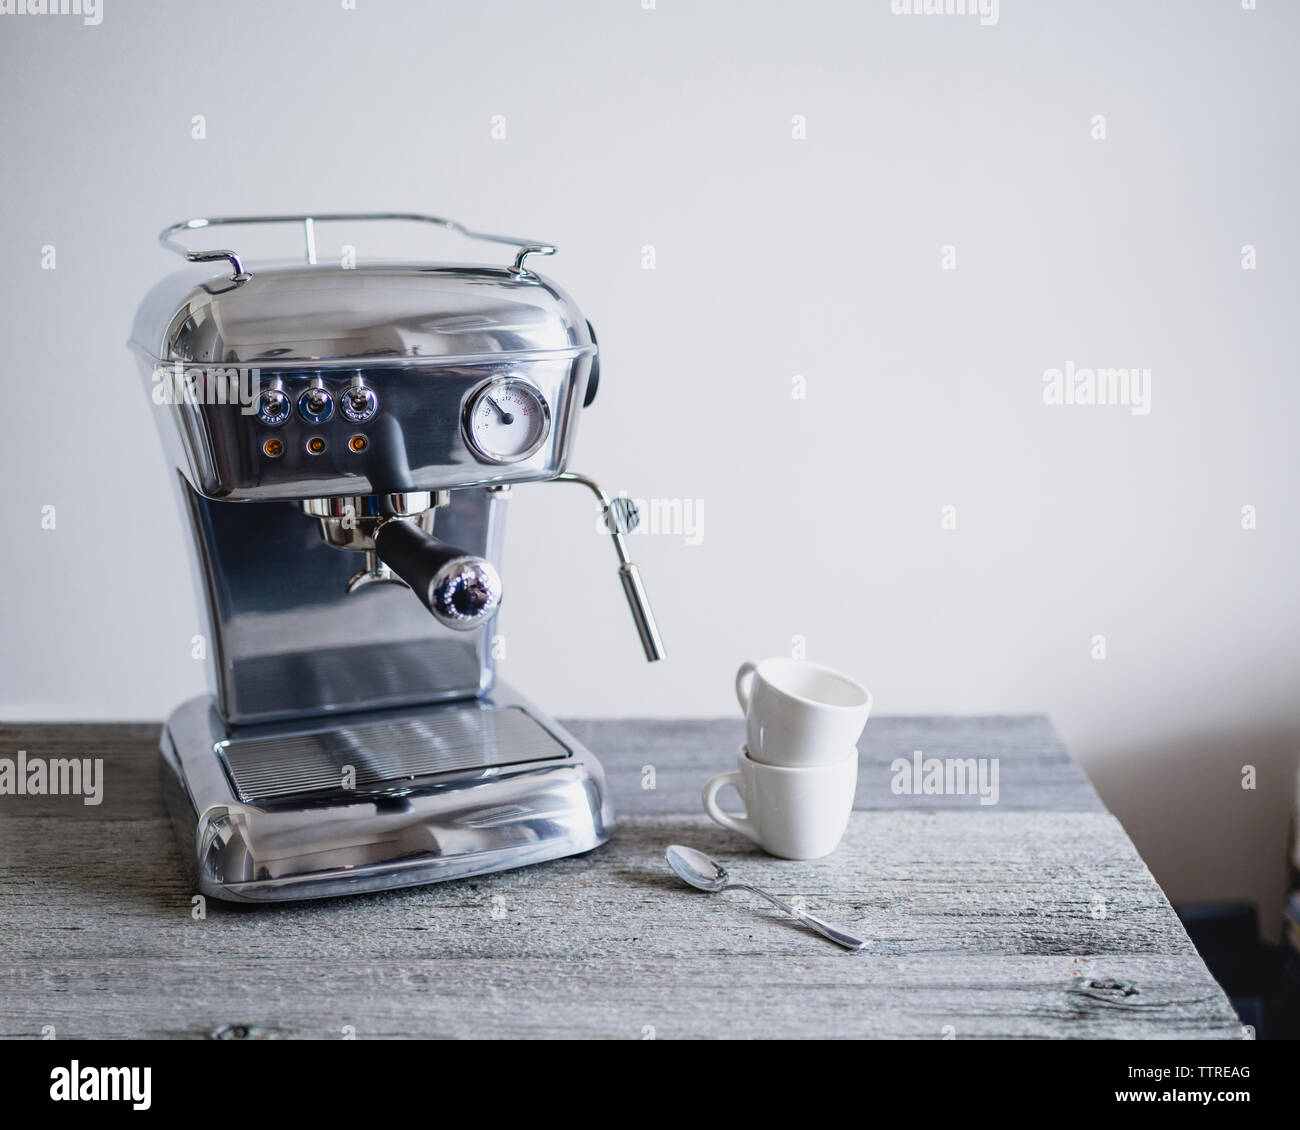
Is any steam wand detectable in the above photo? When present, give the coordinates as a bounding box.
[552,472,666,662]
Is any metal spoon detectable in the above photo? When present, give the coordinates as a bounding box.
[665,844,867,950]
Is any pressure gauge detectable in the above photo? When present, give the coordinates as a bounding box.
[463,376,551,464]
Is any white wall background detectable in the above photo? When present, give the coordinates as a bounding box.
[1,0,1297,934]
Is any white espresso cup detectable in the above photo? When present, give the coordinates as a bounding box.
[735,658,872,767]
[702,746,858,860]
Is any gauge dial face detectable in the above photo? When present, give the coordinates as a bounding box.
[464,377,551,464]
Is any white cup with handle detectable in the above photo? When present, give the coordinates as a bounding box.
[702,745,858,860]
[735,658,872,767]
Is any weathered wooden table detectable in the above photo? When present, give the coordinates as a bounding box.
[0,717,1243,1039]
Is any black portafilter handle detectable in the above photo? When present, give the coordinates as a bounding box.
[373,519,502,631]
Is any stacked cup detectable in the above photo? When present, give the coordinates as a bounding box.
[703,659,872,859]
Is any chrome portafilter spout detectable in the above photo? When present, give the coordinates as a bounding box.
[551,472,666,662]
[302,492,502,631]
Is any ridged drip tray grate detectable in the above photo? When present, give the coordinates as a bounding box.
[216,705,571,802]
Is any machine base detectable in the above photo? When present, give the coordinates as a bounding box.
[159,685,615,902]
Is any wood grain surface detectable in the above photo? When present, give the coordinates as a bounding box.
[0,717,1243,1040]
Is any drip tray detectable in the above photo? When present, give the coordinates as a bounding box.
[216,705,572,802]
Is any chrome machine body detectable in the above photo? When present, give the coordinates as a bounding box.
[130,213,663,902]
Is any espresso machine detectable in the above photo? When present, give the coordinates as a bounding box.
[129,213,663,902]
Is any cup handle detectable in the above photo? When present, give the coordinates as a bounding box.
[735,661,758,713]
[702,771,758,843]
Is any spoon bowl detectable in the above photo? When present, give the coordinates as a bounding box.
[665,844,729,892]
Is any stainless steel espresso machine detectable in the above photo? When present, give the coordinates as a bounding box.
[129,213,663,902]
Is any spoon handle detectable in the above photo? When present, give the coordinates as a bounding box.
[730,883,867,951]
